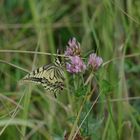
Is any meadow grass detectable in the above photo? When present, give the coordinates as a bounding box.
[0,0,140,140]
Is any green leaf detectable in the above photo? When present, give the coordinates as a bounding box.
[74,85,88,97]
[100,80,114,95]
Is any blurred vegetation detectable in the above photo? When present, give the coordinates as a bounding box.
[0,0,140,140]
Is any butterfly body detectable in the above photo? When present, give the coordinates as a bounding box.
[22,58,65,97]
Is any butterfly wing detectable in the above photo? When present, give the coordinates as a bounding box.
[22,63,65,94]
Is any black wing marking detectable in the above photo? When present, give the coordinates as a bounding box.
[22,58,65,97]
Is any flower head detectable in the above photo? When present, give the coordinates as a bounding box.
[66,56,86,73]
[88,53,103,70]
[65,37,81,56]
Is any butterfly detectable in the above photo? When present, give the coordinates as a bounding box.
[22,57,65,97]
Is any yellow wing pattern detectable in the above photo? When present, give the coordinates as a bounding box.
[22,58,65,96]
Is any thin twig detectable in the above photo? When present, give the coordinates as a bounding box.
[0,50,65,58]
[72,93,101,140]
[0,23,82,29]
[0,92,25,135]
[98,96,140,103]
[0,59,29,73]
[0,50,140,66]
[111,0,140,25]
[0,94,23,110]
[103,52,140,66]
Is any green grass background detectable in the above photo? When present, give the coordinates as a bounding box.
[0,0,140,140]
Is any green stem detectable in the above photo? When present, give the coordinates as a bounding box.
[107,97,120,140]
[68,94,87,140]
[21,86,32,140]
